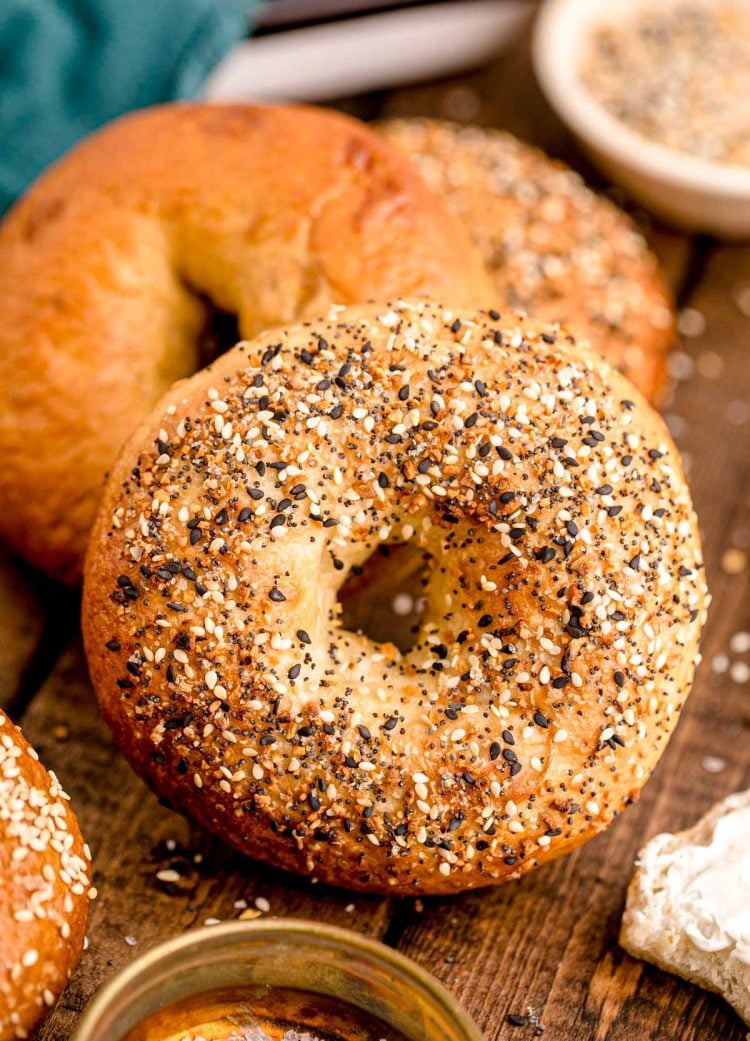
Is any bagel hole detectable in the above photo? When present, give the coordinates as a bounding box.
[337,542,432,653]
[195,294,242,366]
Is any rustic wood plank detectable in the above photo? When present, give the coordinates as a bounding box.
[19,641,392,1041]
[388,243,750,1040]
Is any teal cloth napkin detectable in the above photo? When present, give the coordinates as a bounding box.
[0,0,260,214]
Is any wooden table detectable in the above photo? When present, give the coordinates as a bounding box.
[4,13,749,1041]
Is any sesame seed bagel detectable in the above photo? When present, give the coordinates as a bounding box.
[0,104,491,584]
[82,301,706,895]
[380,119,674,402]
[0,711,92,1041]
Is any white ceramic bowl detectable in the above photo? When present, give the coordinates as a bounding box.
[532,0,750,238]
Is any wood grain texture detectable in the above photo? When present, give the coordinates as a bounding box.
[18,641,391,1041]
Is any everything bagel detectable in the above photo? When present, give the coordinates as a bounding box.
[83,301,707,895]
[0,711,92,1041]
[381,119,674,401]
[0,104,491,583]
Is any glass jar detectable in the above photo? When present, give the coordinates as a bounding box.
[71,919,483,1041]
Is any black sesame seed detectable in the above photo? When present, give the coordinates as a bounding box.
[536,546,556,564]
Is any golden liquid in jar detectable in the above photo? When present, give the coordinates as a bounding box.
[122,985,411,1041]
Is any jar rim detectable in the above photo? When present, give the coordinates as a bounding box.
[72,918,483,1041]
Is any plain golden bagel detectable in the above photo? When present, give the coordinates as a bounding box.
[380,119,674,402]
[82,301,707,895]
[0,103,492,583]
[0,711,92,1041]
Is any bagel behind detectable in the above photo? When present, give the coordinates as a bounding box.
[0,103,492,583]
[380,118,674,402]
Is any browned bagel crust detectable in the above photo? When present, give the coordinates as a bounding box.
[0,712,92,1041]
[380,119,674,403]
[0,104,491,584]
[82,301,706,895]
